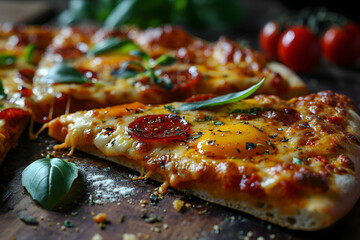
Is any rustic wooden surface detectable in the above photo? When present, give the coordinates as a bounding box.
[0,61,360,240]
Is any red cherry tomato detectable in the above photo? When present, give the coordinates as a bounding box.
[345,22,360,58]
[321,25,358,66]
[259,21,281,59]
[277,26,321,73]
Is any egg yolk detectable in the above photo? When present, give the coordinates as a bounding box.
[196,123,271,159]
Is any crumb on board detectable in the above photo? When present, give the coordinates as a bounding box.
[91,233,103,240]
[173,199,184,212]
[123,233,139,240]
[93,213,107,223]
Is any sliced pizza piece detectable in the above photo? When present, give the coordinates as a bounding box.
[32,25,307,123]
[0,23,57,108]
[46,90,360,231]
[0,100,31,165]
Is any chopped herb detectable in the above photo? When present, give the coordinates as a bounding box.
[292,157,302,165]
[19,212,38,225]
[119,214,125,223]
[189,132,203,140]
[88,195,95,205]
[213,120,224,126]
[144,214,161,223]
[0,54,16,67]
[164,105,180,114]
[232,107,262,115]
[281,137,290,142]
[64,220,73,228]
[246,142,257,150]
[269,133,278,138]
[24,44,36,65]
[0,80,6,100]
[114,51,177,90]
[235,148,241,153]
[149,193,159,204]
[296,146,302,151]
[264,149,270,154]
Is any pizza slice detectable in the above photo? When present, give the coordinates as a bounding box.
[0,24,55,164]
[0,23,57,108]
[0,93,31,165]
[46,89,360,230]
[31,25,307,123]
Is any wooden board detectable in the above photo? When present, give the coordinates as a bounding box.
[1,62,360,240]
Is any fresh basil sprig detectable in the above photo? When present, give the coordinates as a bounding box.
[22,155,78,210]
[179,78,265,111]
[41,64,92,84]
[0,54,17,67]
[112,50,177,90]
[24,44,36,65]
[0,79,6,100]
[88,37,139,56]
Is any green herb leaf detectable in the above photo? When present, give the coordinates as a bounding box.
[88,37,138,56]
[292,157,302,165]
[24,44,36,65]
[41,64,91,84]
[130,50,150,62]
[179,78,265,111]
[0,54,17,67]
[152,54,177,67]
[0,79,7,100]
[21,156,78,210]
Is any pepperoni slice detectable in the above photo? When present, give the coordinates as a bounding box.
[128,114,189,142]
[17,69,35,83]
[53,46,84,59]
[185,94,217,102]
[0,108,30,126]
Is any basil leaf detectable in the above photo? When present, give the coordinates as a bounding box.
[24,44,36,65]
[152,55,177,66]
[0,54,17,67]
[112,67,139,78]
[88,37,137,56]
[179,78,265,111]
[0,79,6,100]
[41,64,91,84]
[21,156,78,210]
[130,50,150,62]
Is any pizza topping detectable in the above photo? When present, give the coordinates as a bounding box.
[140,25,194,49]
[128,114,190,142]
[158,67,201,94]
[88,38,138,56]
[196,123,271,159]
[179,78,264,110]
[17,68,35,83]
[116,51,177,90]
[41,64,92,84]
[0,108,29,126]
[0,80,6,100]
[0,54,17,67]
[53,46,84,59]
